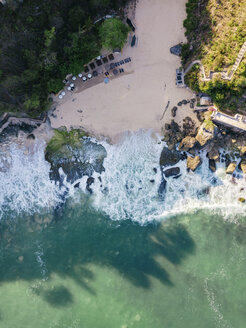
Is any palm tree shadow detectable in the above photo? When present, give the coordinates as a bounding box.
[0,204,195,303]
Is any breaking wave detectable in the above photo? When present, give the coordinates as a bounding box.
[0,131,245,223]
[0,141,62,219]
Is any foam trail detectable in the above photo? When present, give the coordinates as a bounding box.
[0,141,62,219]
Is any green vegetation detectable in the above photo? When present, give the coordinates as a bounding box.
[99,18,129,50]
[182,0,246,112]
[0,0,129,117]
[203,119,215,132]
[46,129,88,155]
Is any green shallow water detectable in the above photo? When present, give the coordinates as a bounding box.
[0,196,246,328]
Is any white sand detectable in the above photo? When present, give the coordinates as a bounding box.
[50,0,198,142]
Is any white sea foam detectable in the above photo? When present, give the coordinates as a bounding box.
[88,131,246,224]
[0,131,245,223]
[0,141,62,219]
[91,130,164,223]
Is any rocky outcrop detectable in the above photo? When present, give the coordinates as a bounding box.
[238,197,245,203]
[237,146,246,156]
[163,167,180,178]
[171,106,178,117]
[207,145,220,160]
[170,44,182,56]
[45,136,107,184]
[160,147,182,167]
[239,159,246,173]
[178,136,196,151]
[195,122,216,147]
[187,156,202,172]
[209,159,216,172]
[226,162,237,174]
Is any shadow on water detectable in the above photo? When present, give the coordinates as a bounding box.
[0,197,195,304]
[43,286,73,307]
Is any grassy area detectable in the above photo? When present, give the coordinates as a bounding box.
[182,0,246,112]
[46,129,88,155]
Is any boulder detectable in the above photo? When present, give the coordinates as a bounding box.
[170,44,182,56]
[171,106,178,117]
[160,147,181,167]
[226,162,237,174]
[239,159,246,173]
[238,197,245,203]
[195,122,216,147]
[187,156,202,172]
[163,167,180,178]
[209,159,216,172]
[238,146,246,156]
[178,136,196,151]
[208,145,220,160]
[158,179,167,199]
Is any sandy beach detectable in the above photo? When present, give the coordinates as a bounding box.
[50,0,198,141]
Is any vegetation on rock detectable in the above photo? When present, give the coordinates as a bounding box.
[182,0,246,112]
[46,129,88,155]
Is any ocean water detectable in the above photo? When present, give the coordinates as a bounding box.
[0,131,246,328]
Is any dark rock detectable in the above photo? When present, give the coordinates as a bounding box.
[150,179,155,183]
[170,120,180,132]
[86,177,95,193]
[173,174,181,179]
[171,106,178,117]
[160,147,181,167]
[165,123,171,130]
[209,159,216,172]
[177,101,182,106]
[182,99,188,105]
[46,138,107,184]
[153,168,157,174]
[27,133,35,140]
[158,179,167,199]
[74,182,80,188]
[239,159,246,173]
[170,44,182,56]
[163,167,180,178]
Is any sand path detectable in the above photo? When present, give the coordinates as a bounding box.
[50,0,197,142]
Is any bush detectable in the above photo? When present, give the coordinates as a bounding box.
[99,18,129,50]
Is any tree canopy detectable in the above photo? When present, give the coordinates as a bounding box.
[99,18,129,50]
[0,0,129,117]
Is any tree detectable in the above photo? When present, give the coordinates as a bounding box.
[99,18,129,50]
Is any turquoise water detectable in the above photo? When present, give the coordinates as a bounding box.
[0,194,246,328]
[1,132,246,327]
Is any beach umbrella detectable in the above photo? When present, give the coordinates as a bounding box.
[70,83,74,87]
[61,91,65,96]
[82,76,87,81]
[58,95,63,99]
[72,76,76,81]
[78,73,82,78]
[88,73,92,79]
[67,86,71,91]
[104,77,109,84]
